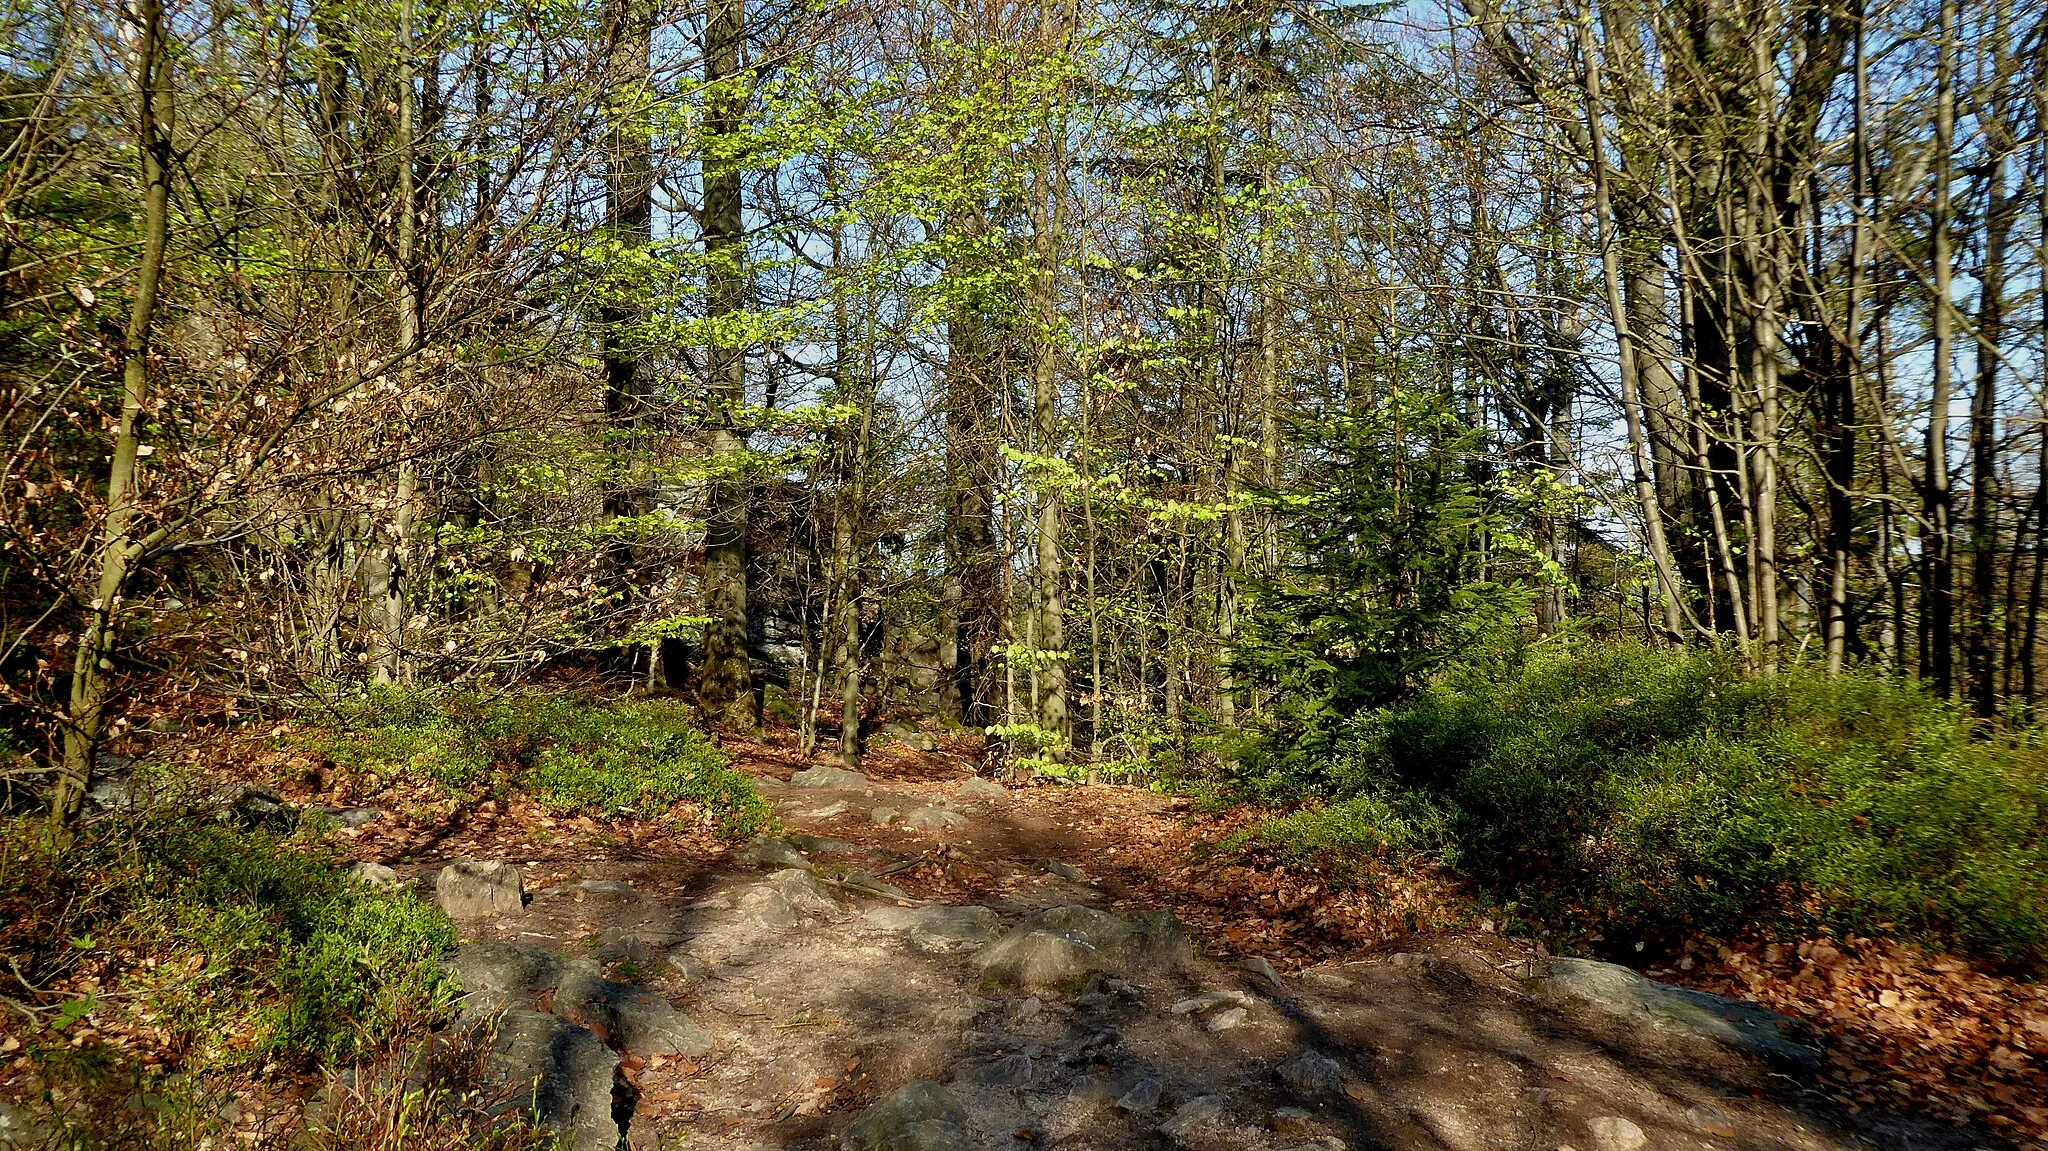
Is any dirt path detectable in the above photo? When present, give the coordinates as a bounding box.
[402,749,1994,1151]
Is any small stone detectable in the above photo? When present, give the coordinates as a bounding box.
[1587,1116,1648,1151]
[1160,1096,1227,1138]
[871,807,901,825]
[974,1053,1034,1086]
[934,1005,980,1026]
[789,766,871,790]
[663,948,709,987]
[0,1099,49,1145]
[809,800,852,818]
[840,870,912,902]
[1169,990,1253,1015]
[1241,957,1282,987]
[902,806,970,831]
[1683,1104,1735,1134]
[1205,1007,1248,1032]
[957,777,1008,801]
[1116,1078,1162,1113]
[1276,1050,1344,1098]
[435,861,523,918]
[1272,1107,1318,1137]
[344,861,403,892]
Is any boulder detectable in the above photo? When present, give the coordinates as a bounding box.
[787,833,864,854]
[790,766,872,790]
[841,1081,975,1151]
[735,836,812,871]
[1542,958,1822,1070]
[344,861,404,892]
[739,868,840,926]
[305,805,384,829]
[487,1011,620,1151]
[435,860,523,918]
[230,784,295,832]
[974,905,1188,987]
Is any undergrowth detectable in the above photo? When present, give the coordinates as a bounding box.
[1234,641,2048,970]
[296,688,769,836]
[0,808,458,1147]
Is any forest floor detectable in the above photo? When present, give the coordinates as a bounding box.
[278,724,2038,1151]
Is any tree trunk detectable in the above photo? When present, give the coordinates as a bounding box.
[699,0,756,727]
[1922,0,1959,697]
[54,0,173,830]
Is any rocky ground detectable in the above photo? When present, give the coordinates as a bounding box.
[357,749,2000,1151]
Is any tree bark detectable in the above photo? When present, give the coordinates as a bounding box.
[699,0,756,727]
[53,0,173,829]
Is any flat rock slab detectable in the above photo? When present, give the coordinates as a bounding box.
[866,904,1004,953]
[554,970,713,1058]
[841,1081,974,1151]
[447,942,603,1016]
[903,806,970,831]
[789,766,872,790]
[488,1010,620,1151]
[1542,957,1822,1070]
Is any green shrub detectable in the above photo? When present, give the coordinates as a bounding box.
[0,812,456,1070]
[1244,640,2048,969]
[296,688,769,836]
[1226,791,1446,876]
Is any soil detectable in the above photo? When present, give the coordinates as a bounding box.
[355,733,2003,1151]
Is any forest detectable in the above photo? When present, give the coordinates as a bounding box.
[3,0,2048,1144]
